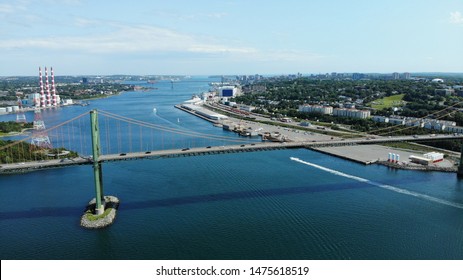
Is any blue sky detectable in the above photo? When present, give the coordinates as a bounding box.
[1,0,462,75]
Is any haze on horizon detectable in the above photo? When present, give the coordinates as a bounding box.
[0,0,462,76]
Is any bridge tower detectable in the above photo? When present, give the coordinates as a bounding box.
[90,109,105,215]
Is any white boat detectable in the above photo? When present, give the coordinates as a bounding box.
[153,107,157,113]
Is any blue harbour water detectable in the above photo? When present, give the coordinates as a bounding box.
[0,78,462,259]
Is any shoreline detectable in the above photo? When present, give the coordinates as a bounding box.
[175,104,459,174]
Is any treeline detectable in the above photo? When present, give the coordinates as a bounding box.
[0,140,78,163]
[0,121,33,133]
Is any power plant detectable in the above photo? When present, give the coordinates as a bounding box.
[29,66,60,108]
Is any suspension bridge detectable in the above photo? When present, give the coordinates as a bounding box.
[1,109,462,171]
[1,109,463,217]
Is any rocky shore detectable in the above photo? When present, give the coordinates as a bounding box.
[80,195,120,229]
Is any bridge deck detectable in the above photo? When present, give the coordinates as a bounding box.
[1,134,462,173]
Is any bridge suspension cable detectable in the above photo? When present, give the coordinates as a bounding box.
[0,111,89,151]
[98,110,254,143]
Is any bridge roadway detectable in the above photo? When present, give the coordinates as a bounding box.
[1,134,462,173]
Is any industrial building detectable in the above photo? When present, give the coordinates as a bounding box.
[409,152,444,165]
[218,86,238,98]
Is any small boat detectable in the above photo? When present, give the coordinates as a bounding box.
[177,118,180,123]
[153,108,157,113]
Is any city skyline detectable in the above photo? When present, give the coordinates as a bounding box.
[0,0,462,76]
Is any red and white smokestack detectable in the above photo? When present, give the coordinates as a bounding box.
[51,67,57,106]
[39,67,45,107]
[45,67,51,106]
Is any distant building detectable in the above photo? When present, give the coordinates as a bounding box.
[371,116,389,123]
[62,99,73,106]
[352,73,365,80]
[445,126,463,133]
[238,104,255,112]
[392,72,400,80]
[387,116,406,125]
[403,72,411,80]
[298,104,333,115]
[371,115,457,131]
[434,88,455,96]
[26,93,41,107]
[333,108,370,119]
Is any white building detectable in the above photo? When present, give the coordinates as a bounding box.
[371,116,389,123]
[423,152,444,163]
[388,117,406,125]
[298,104,333,115]
[62,99,74,106]
[239,104,255,112]
[405,117,424,127]
[333,108,370,119]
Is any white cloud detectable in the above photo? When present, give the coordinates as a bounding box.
[251,49,326,63]
[450,11,463,24]
[187,45,256,54]
[0,4,15,14]
[74,17,102,28]
[0,23,255,55]
[0,14,326,71]
[0,1,28,15]
[207,12,227,19]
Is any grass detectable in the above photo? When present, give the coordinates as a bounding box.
[380,142,441,153]
[84,207,112,221]
[369,94,405,110]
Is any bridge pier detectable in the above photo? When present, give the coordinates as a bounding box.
[458,141,463,178]
[90,110,105,215]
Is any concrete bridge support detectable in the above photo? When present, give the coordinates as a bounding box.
[458,141,463,177]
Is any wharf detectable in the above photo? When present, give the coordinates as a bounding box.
[174,104,219,124]
[312,145,400,164]
[313,144,457,171]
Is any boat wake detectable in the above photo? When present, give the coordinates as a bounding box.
[290,157,463,210]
